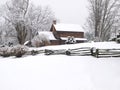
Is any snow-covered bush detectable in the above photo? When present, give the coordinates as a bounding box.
[0,46,12,57]
[116,38,120,43]
[12,45,29,57]
[65,36,76,44]
[0,45,28,57]
[31,34,50,47]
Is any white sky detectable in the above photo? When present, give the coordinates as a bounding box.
[0,0,88,26]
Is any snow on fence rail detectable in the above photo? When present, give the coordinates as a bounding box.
[44,49,66,55]
[44,47,120,58]
[43,47,91,56]
[65,47,91,56]
[91,48,120,58]
[0,45,120,58]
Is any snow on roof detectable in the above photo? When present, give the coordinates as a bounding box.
[38,31,56,40]
[54,23,84,32]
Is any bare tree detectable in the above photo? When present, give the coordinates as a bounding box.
[85,0,120,41]
[1,0,29,44]
[0,0,55,44]
[26,5,55,40]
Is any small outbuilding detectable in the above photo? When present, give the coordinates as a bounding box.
[38,31,60,45]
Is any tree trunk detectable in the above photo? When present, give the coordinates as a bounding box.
[15,21,27,44]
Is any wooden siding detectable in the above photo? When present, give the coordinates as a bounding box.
[57,31,84,38]
[54,40,85,45]
[50,40,60,45]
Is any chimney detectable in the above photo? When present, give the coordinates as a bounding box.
[53,20,57,25]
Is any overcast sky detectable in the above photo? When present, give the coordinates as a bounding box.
[0,0,88,26]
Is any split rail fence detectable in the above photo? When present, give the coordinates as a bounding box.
[44,47,120,58]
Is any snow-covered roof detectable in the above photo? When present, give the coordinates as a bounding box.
[38,31,56,40]
[61,37,87,41]
[54,23,84,32]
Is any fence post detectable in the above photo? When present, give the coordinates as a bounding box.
[91,48,94,56]
[65,50,71,55]
[96,49,99,58]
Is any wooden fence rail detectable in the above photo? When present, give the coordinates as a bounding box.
[91,48,120,58]
[65,47,91,56]
[28,47,120,58]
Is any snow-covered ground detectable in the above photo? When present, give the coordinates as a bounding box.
[0,42,120,90]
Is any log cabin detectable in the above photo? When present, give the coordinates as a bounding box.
[50,23,87,45]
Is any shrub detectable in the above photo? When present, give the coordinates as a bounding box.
[0,45,29,57]
[65,36,76,44]
[116,38,120,43]
[13,45,29,57]
[0,46,12,57]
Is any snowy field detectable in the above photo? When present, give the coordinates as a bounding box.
[0,42,120,90]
